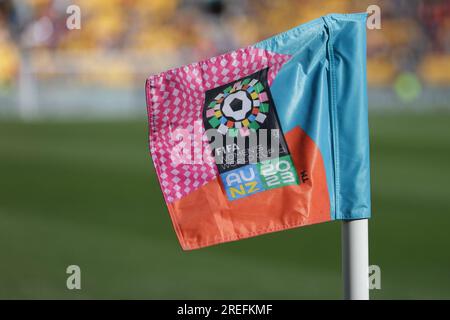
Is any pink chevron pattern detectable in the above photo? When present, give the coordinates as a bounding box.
[146,46,291,203]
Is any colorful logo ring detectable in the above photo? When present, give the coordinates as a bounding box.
[206,78,270,137]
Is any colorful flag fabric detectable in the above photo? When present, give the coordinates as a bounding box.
[145,13,371,250]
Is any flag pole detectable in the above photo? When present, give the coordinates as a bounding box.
[342,219,369,300]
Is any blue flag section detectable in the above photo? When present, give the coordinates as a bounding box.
[253,13,371,220]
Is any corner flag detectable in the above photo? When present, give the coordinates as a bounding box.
[145,13,370,251]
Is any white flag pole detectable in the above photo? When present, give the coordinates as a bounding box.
[342,219,369,300]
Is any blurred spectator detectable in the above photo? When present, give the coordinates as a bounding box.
[0,0,449,88]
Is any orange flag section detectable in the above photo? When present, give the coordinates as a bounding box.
[168,126,331,250]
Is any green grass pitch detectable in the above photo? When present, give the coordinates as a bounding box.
[0,113,449,299]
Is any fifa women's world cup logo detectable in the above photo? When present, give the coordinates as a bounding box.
[203,68,299,201]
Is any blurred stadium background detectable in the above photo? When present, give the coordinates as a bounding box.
[0,0,449,299]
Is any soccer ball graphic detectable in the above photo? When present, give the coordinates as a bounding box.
[221,90,252,121]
